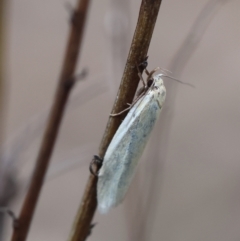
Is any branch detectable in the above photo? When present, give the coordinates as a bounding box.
[68,1,163,240]
[10,1,91,241]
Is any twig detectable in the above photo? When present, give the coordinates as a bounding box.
[10,1,91,241]
[68,1,163,241]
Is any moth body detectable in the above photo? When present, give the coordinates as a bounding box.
[97,74,166,213]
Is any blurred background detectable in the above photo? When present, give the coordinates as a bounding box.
[1,0,240,240]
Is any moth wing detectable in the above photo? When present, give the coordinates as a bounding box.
[97,124,135,213]
[97,96,161,213]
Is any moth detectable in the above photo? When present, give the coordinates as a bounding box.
[96,66,166,213]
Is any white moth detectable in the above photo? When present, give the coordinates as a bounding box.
[97,73,166,213]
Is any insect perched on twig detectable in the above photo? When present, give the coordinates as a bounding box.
[93,59,166,213]
[91,58,192,213]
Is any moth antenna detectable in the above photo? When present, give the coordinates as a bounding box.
[161,74,195,88]
[159,67,172,74]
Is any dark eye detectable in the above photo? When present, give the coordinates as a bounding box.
[147,78,153,87]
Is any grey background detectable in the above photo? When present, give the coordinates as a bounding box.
[2,0,240,240]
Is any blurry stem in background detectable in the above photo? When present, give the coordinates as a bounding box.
[0,0,7,239]
[104,0,131,95]
[170,0,228,75]
[0,0,6,145]
[0,0,7,190]
[68,1,163,241]
[0,0,6,194]
[10,0,91,241]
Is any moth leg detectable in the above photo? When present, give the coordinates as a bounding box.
[136,63,147,87]
[137,72,147,87]
[138,56,148,72]
[110,90,146,117]
[89,155,103,177]
[110,106,132,117]
[145,68,150,76]
[111,58,153,117]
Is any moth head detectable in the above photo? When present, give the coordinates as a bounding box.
[151,74,166,105]
[152,74,164,88]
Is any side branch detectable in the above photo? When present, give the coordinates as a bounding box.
[10,1,91,241]
[68,0,163,241]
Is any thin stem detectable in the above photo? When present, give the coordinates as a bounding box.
[68,1,163,240]
[10,1,91,241]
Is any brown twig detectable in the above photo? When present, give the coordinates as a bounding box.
[10,1,91,241]
[68,1,163,241]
